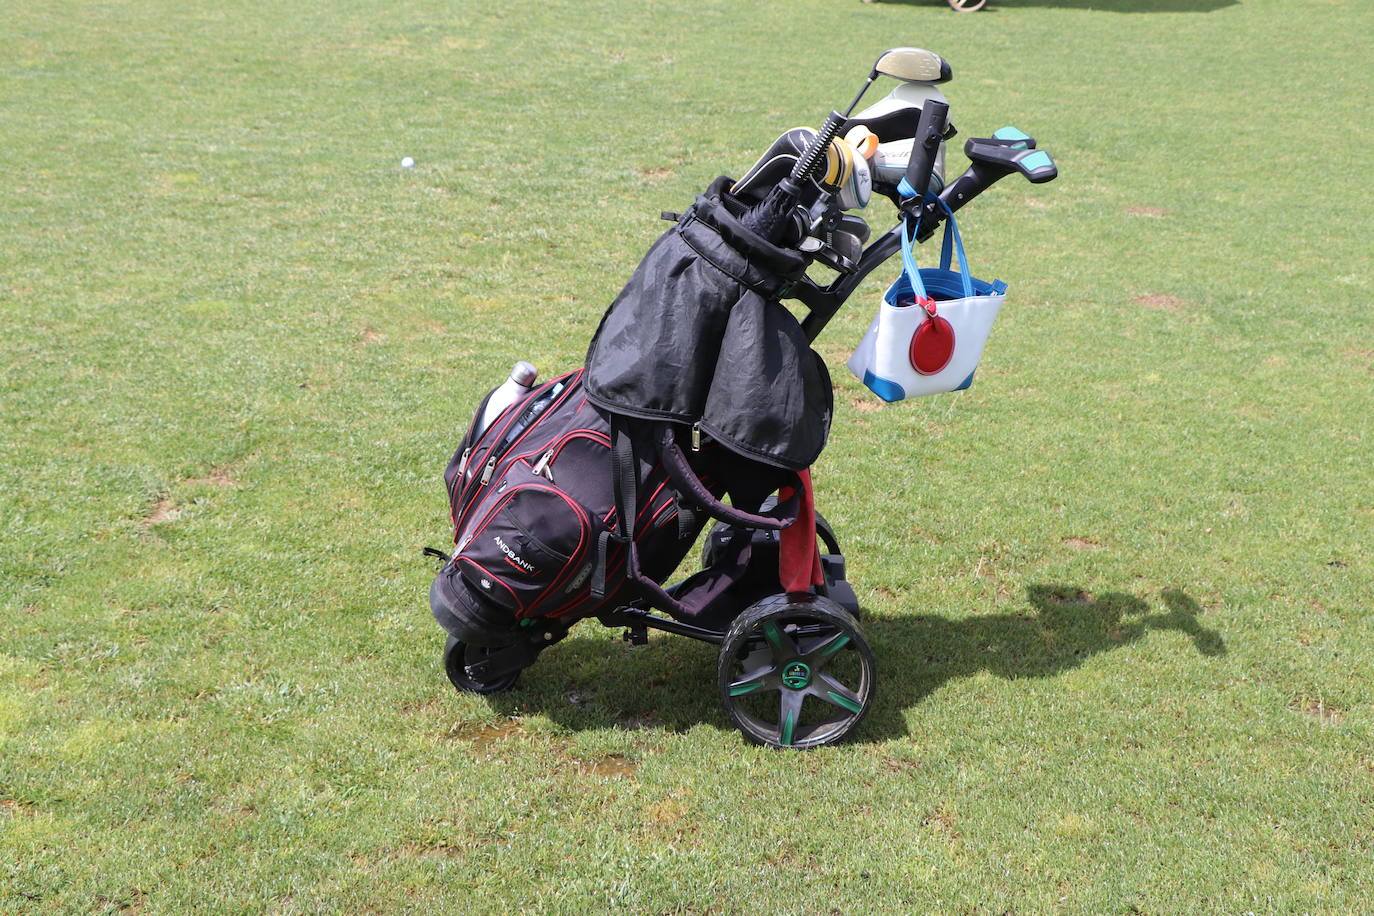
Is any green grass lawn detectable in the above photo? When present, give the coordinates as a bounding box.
[3,0,1372,912]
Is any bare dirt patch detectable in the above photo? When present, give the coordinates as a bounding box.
[1296,699,1344,724]
[1340,348,1374,373]
[140,496,182,530]
[923,806,960,838]
[639,166,673,180]
[578,754,637,778]
[849,394,882,413]
[444,718,523,751]
[1063,537,1103,550]
[0,799,37,817]
[1132,294,1183,311]
[360,327,384,344]
[186,466,235,487]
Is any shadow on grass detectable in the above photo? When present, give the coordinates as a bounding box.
[876,0,1238,11]
[483,585,1224,745]
[858,585,1225,741]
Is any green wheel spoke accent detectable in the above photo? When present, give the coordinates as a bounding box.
[805,631,851,667]
[816,672,864,715]
[729,679,765,697]
[825,690,864,714]
[820,633,850,655]
[778,690,804,746]
[761,621,789,660]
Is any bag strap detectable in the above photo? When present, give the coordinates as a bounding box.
[599,416,693,616]
[901,198,975,302]
[654,424,801,530]
[597,417,803,619]
[934,198,976,299]
[899,215,929,301]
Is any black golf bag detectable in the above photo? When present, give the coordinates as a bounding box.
[430,177,835,646]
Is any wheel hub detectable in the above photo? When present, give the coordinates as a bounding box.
[781,660,812,690]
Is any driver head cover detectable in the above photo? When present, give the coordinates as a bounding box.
[821,138,872,210]
[854,82,951,190]
[852,81,949,122]
[730,127,818,202]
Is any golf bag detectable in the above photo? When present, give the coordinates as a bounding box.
[431,178,834,646]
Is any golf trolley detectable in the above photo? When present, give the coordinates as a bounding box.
[431,48,1056,749]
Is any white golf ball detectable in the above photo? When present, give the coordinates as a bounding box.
[400,157,415,168]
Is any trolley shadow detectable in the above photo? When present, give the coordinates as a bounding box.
[857,585,1224,741]
[481,585,1225,743]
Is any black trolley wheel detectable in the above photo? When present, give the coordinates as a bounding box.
[443,635,520,695]
[717,593,874,749]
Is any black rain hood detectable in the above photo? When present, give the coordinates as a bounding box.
[584,177,833,471]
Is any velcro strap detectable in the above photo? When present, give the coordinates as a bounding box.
[590,529,615,600]
[676,497,699,541]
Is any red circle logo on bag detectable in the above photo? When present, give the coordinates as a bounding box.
[910,314,955,375]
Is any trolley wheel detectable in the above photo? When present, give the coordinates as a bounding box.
[717,593,874,749]
[948,0,988,10]
[443,635,520,694]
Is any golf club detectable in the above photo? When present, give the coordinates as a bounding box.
[843,46,952,117]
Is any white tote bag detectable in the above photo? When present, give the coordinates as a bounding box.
[848,203,1007,401]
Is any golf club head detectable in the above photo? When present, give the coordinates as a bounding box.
[836,212,872,247]
[874,47,952,85]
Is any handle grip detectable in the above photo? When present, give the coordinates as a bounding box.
[897,99,949,203]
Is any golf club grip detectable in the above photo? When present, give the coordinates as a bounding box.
[902,99,949,201]
[790,111,847,185]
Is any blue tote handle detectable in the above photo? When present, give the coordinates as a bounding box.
[899,215,929,301]
[935,198,976,300]
[899,198,976,302]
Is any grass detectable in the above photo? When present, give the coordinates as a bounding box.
[2,0,1372,912]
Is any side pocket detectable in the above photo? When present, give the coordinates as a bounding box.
[454,483,592,617]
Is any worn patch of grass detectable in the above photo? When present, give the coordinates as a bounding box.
[3,0,1372,912]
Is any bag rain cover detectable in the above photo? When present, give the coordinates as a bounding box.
[584,177,832,471]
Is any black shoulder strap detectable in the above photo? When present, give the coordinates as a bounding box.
[654,424,801,530]
[597,416,807,620]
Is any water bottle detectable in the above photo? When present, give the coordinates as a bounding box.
[478,361,538,436]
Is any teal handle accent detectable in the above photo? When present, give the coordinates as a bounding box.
[993,126,1031,150]
[1021,150,1054,172]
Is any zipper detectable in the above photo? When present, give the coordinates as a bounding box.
[691,423,702,452]
[457,447,472,476]
[531,449,555,482]
[451,371,583,534]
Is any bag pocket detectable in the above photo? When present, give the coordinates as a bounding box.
[447,374,579,533]
[454,479,595,618]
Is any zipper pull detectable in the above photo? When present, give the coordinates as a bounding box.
[691,423,702,452]
[457,447,472,476]
[479,455,498,486]
[531,449,555,482]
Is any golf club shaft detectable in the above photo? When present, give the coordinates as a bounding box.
[842,71,879,117]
